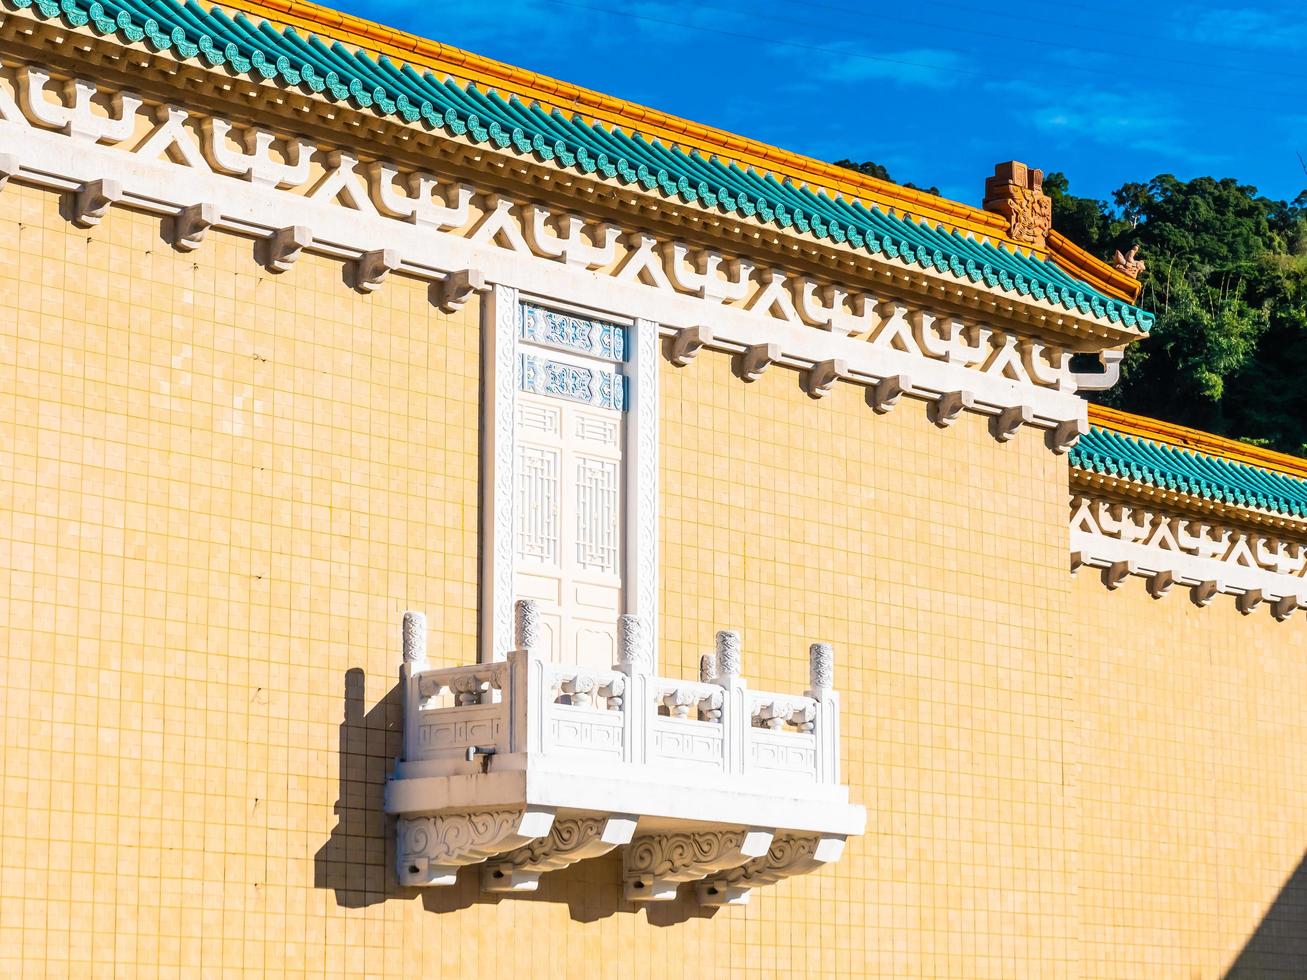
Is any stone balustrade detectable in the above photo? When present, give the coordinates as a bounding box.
[386,602,865,903]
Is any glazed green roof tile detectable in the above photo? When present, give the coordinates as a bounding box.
[1071,427,1307,520]
[9,0,1156,331]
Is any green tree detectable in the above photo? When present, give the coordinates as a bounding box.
[833,159,939,197]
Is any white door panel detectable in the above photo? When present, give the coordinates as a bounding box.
[514,390,624,669]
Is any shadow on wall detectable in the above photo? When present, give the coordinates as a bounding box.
[1224,850,1307,978]
[312,668,718,926]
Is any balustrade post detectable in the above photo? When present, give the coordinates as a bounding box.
[400,611,428,762]
[508,600,546,756]
[714,630,748,777]
[806,642,840,784]
[618,614,650,766]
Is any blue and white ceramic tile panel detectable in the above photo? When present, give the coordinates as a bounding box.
[517,353,627,411]
[516,303,629,412]
[519,304,628,362]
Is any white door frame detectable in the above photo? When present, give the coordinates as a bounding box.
[481,283,658,666]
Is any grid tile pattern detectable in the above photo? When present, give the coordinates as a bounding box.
[2,177,1305,977]
[1073,574,1307,979]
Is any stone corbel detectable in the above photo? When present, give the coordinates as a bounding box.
[482,814,638,892]
[434,269,490,314]
[204,118,312,188]
[169,203,219,252]
[991,404,1034,442]
[803,359,848,399]
[18,68,141,143]
[1272,595,1300,622]
[696,834,845,907]
[0,153,17,192]
[668,325,712,367]
[738,342,781,382]
[369,162,472,229]
[1046,417,1088,454]
[1102,559,1136,591]
[397,807,556,887]
[1191,579,1222,607]
[661,243,752,303]
[928,390,974,428]
[1237,589,1264,614]
[261,225,312,273]
[71,178,120,228]
[1147,569,1175,599]
[354,248,400,293]
[624,828,774,901]
[867,375,911,414]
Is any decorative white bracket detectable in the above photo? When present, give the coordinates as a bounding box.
[1048,418,1088,454]
[170,203,219,252]
[867,374,911,414]
[739,342,781,382]
[991,404,1035,442]
[262,225,312,273]
[354,248,400,293]
[928,390,974,427]
[803,359,848,399]
[435,268,490,314]
[71,178,120,228]
[0,152,18,192]
[669,325,712,367]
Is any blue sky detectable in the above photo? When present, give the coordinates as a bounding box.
[332,0,1307,209]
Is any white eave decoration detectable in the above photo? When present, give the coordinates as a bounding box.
[385,604,866,906]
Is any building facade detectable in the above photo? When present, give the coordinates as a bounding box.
[0,0,1305,976]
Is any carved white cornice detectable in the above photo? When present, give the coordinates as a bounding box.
[1070,491,1307,621]
[0,58,1101,447]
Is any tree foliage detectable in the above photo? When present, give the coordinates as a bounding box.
[834,159,940,197]
[1033,172,1307,454]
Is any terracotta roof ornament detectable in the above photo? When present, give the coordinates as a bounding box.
[1113,246,1146,279]
[983,161,1053,250]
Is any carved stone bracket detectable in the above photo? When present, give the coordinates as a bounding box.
[482,814,638,892]
[397,807,555,887]
[668,325,712,367]
[170,203,219,252]
[434,268,489,314]
[71,178,120,228]
[696,834,845,906]
[623,828,773,901]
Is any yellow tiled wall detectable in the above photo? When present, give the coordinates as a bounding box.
[1072,573,1307,978]
[1,176,1301,978]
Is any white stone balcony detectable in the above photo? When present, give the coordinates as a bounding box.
[385,602,865,905]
